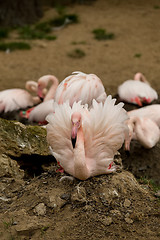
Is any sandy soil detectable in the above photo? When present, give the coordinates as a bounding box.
[0,0,160,239]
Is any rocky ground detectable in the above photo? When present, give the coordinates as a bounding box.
[0,0,160,239]
[0,118,159,240]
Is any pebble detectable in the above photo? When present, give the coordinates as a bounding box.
[34,203,46,216]
[71,186,86,203]
[99,216,113,226]
[123,199,131,208]
[125,217,133,224]
[155,190,160,198]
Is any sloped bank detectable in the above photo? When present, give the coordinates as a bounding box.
[0,118,159,240]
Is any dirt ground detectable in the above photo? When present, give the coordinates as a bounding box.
[0,0,160,239]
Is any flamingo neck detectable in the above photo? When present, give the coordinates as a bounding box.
[74,126,89,180]
[44,76,59,101]
[32,96,42,105]
[132,117,148,145]
[25,81,37,93]
[134,72,150,85]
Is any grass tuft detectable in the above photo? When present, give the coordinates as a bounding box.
[18,25,56,41]
[0,42,31,51]
[134,53,142,58]
[0,28,9,39]
[92,28,115,40]
[49,14,79,27]
[68,48,86,58]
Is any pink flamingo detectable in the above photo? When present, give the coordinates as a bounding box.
[125,116,160,150]
[28,71,107,124]
[46,95,128,180]
[0,81,42,113]
[37,75,59,101]
[20,74,59,122]
[118,72,158,106]
[53,71,107,106]
[127,104,160,127]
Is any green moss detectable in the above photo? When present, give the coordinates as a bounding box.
[0,118,49,157]
[138,177,160,192]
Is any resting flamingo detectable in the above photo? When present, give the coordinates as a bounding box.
[46,95,128,180]
[125,116,160,150]
[118,72,158,106]
[28,71,107,123]
[0,81,42,113]
[127,104,160,127]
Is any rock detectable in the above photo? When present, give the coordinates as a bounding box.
[110,209,122,217]
[123,199,131,208]
[14,209,48,235]
[0,118,50,178]
[155,190,160,198]
[99,216,113,226]
[0,154,24,178]
[34,203,46,216]
[71,186,86,203]
[124,217,133,224]
[48,188,67,209]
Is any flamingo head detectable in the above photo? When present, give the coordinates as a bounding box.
[71,112,82,148]
[38,83,46,100]
[37,75,50,100]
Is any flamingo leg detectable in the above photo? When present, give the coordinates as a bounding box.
[134,97,142,106]
[56,161,64,173]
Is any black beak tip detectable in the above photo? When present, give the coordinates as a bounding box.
[40,97,44,102]
[71,137,77,148]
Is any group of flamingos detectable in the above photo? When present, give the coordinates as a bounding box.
[0,71,159,180]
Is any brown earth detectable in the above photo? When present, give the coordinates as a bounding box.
[0,0,160,239]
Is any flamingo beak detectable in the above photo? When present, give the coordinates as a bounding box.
[71,124,78,148]
[38,86,45,101]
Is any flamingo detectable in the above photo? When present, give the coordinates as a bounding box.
[117,72,158,106]
[53,71,107,107]
[127,104,160,127]
[29,99,54,123]
[46,95,128,180]
[0,81,42,113]
[28,71,107,124]
[37,75,59,101]
[125,116,160,150]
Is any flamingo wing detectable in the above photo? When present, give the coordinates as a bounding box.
[0,89,35,113]
[128,104,160,127]
[46,101,87,170]
[29,99,55,122]
[54,71,106,106]
[118,80,158,104]
[82,96,128,175]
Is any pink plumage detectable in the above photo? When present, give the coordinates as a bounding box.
[0,81,41,113]
[54,71,107,106]
[128,104,160,127]
[118,73,158,106]
[125,116,160,150]
[29,71,107,123]
[46,95,128,180]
